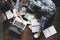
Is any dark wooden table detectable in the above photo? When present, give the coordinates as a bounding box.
[2,7,60,40]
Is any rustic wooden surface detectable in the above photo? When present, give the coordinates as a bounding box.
[1,7,60,40]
